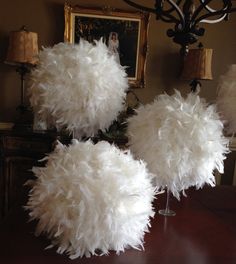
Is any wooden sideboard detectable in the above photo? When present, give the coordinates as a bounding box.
[0,129,65,221]
[218,137,236,185]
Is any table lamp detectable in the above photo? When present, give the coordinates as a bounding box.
[181,44,213,92]
[5,26,38,127]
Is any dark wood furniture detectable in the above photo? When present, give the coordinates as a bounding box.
[0,129,61,221]
[0,186,235,264]
[221,147,236,185]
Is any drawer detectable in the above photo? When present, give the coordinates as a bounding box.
[2,136,52,154]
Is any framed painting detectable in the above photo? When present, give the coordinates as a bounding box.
[64,3,150,88]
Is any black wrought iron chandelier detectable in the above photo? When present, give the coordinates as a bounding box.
[123,0,236,55]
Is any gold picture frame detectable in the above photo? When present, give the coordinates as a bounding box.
[64,3,150,88]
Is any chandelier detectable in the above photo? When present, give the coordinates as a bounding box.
[123,0,236,55]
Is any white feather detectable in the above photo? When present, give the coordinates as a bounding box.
[217,64,236,134]
[25,140,156,259]
[127,90,229,199]
[29,40,128,137]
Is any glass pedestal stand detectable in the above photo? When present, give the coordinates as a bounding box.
[158,189,176,216]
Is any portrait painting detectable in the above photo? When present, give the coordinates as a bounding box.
[64,4,149,88]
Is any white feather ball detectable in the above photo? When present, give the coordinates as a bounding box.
[217,64,236,134]
[29,39,128,137]
[127,90,229,199]
[26,140,155,259]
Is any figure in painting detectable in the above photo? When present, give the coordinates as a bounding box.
[108,32,120,64]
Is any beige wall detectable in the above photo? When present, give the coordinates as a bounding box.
[0,0,236,122]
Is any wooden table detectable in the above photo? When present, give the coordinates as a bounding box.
[0,186,235,264]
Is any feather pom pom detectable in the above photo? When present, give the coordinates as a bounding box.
[127,90,229,199]
[29,39,128,137]
[217,64,236,134]
[25,140,155,259]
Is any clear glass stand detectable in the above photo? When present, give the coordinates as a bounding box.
[158,189,176,216]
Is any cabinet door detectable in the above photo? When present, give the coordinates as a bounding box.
[4,157,36,216]
[221,151,236,185]
[0,159,4,219]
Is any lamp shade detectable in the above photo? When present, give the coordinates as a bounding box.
[181,48,213,80]
[6,27,38,65]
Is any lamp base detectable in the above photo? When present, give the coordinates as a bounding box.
[189,79,201,92]
[13,104,33,131]
[16,104,29,114]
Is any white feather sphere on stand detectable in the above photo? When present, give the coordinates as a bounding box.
[26,140,156,259]
[217,64,236,134]
[29,39,128,137]
[127,90,229,200]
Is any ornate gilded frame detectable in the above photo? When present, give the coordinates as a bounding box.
[64,3,149,88]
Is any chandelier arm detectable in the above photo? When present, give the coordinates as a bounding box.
[199,0,228,13]
[123,0,180,23]
[191,0,212,22]
[122,0,156,13]
[200,13,227,24]
[158,12,181,23]
[194,7,236,25]
[123,0,236,55]
[159,0,183,14]
[167,0,185,25]
[160,16,179,23]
